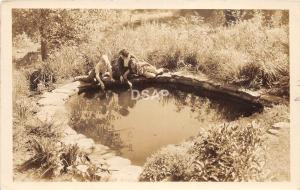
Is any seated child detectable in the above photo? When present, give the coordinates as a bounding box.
[74,54,113,90]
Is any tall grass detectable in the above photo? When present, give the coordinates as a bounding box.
[12,69,35,123]
[45,13,288,95]
[99,14,288,89]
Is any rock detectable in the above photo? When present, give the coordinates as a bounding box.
[94,144,110,152]
[52,88,76,95]
[88,145,111,164]
[157,72,171,78]
[267,128,280,136]
[101,152,116,159]
[76,164,89,173]
[36,106,69,131]
[60,82,81,91]
[61,135,95,154]
[95,171,111,181]
[109,165,143,182]
[36,105,59,122]
[76,138,95,154]
[62,134,86,144]
[106,156,131,170]
[61,134,88,151]
[38,93,69,106]
[240,89,262,98]
[63,127,77,136]
[272,122,289,129]
[40,91,53,98]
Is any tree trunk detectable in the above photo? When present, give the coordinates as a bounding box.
[40,37,48,61]
[39,10,49,61]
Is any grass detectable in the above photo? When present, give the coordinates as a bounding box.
[41,12,288,97]
[19,138,110,181]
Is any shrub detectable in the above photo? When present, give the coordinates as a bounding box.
[139,142,193,181]
[19,138,110,181]
[139,123,269,182]
[13,32,36,50]
[45,45,87,80]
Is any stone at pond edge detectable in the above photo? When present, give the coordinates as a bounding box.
[101,152,117,159]
[108,165,143,182]
[61,134,95,154]
[63,127,78,136]
[38,94,69,106]
[36,105,64,122]
[35,81,146,181]
[272,122,289,129]
[106,156,132,170]
[267,129,280,136]
[76,138,95,154]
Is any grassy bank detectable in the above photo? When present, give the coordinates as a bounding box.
[43,13,288,97]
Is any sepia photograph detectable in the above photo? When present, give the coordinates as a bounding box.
[7,8,291,183]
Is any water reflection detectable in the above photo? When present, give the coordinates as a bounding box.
[67,87,252,165]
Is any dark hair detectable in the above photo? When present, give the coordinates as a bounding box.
[119,49,130,58]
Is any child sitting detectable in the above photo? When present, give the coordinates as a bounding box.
[74,54,113,90]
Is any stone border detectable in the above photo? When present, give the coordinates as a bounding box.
[36,81,142,182]
[35,72,287,181]
[77,72,287,108]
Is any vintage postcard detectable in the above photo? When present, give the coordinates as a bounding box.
[1,0,300,190]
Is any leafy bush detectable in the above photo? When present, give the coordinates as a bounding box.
[139,142,193,181]
[13,32,36,50]
[139,123,269,182]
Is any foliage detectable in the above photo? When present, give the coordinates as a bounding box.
[12,9,115,60]
[13,32,36,49]
[140,123,269,182]
[139,142,193,181]
[19,138,110,181]
[12,69,37,123]
[12,9,289,96]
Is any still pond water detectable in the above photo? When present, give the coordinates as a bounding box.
[66,87,255,165]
